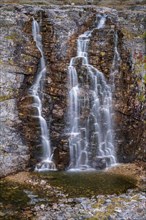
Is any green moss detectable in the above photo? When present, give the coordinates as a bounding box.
[28,67,33,73]
[122,28,135,39]
[0,175,59,219]
[0,95,12,102]
[0,60,3,65]
[143,74,146,83]
[0,180,31,219]
[0,181,30,208]
[21,54,33,62]
[5,33,18,40]
[138,94,145,102]
[88,194,141,220]
[8,58,14,65]
[100,51,106,56]
[38,171,137,198]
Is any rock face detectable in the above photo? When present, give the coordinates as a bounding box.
[0,3,145,176]
[0,5,31,176]
[113,10,145,162]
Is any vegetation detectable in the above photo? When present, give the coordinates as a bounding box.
[0,95,12,102]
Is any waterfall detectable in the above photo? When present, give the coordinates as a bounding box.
[68,15,117,171]
[29,19,56,171]
[110,31,121,89]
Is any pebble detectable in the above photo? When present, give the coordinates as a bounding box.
[52,203,58,210]
[35,190,146,220]
[40,180,46,185]
[115,208,122,213]
[40,204,45,210]
[0,211,5,217]
[67,198,73,203]
[105,199,112,203]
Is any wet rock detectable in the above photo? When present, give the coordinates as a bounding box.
[93,157,107,169]
[0,3,145,174]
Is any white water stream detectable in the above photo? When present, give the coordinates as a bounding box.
[68,15,117,171]
[29,19,56,171]
[110,31,121,89]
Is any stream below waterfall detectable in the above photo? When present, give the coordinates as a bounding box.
[37,171,137,197]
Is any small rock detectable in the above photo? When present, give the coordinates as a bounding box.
[40,180,46,185]
[137,208,143,213]
[40,204,45,210]
[114,208,122,213]
[68,198,73,203]
[0,212,5,217]
[53,203,58,209]
[105,199,112,203]
[107,216,114,220]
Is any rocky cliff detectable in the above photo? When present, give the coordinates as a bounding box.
[0,3,145,176]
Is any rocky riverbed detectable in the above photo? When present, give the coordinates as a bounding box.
[34,190,146,220]
[0,162,145,220]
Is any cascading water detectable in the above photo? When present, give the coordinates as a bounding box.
[29,19,56,171]
[110,31,121,89]
[68,15,117,171]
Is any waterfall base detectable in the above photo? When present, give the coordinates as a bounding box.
[68,159,118,172]
[68,167,96,172]
[35,159,57,172]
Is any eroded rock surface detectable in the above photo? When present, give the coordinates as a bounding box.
[0,6,31,176]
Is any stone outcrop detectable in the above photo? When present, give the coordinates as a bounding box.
[0,3,145,176]
[114,9,145,162]
[0,5,31,176]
